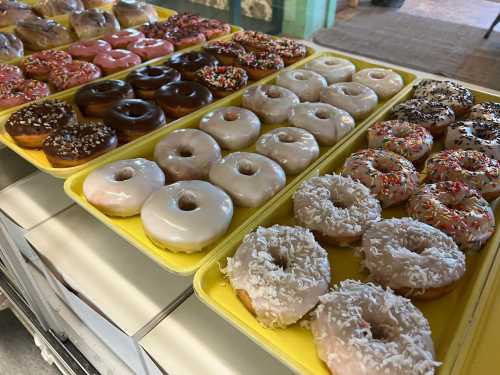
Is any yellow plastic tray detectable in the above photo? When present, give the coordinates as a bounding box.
[193,84,500,374]
[64,51,416,275]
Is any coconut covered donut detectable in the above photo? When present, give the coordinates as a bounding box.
[289,102,355,146]
[242,84,299,124]
[468,102,500,124]
[343,149,419,207]
[311,280,439,375]
[275,69,327,102]
[304,56,356,84]
[359,218,465,299]
[293,173,382,246]
[408,181,495,251]
[353,68,404,100]
[224,225,331,328]
[320,82,378,120]
[445,121,500,160]
[413,79,474,116]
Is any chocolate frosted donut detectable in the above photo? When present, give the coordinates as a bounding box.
[127,65,181,100]
[75,79,135,118]
[104,99,165,143]
[167,51,218,81]
[156,81,213,118]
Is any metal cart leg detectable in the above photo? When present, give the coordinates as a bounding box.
[484,12,500,39]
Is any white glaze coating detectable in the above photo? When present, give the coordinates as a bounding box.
[242,84,299,124]
[154,129,222,182]
[256,127,319,175]
[468,102,500,124]
[83,158,165,217]
[199,106,261,150]
[209,152,286,207]
[141,180,233,253]
[311,280,439,375]
[320,82,378,120]
[304,56,356,84]
[275,69,327,102]
[353,68,404,100]
[445,121,500,160]
[225,225,330,328]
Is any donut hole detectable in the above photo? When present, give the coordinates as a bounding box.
[315,110,330,120]
[223,111,240,122]
[373,160,394,174]
[237,159,257,176]
[146,67,164,77]
[461,159,481,172]
[293,72,307,81]
[177,146,193,158]
[265,89,282,99]
[278,133,296,143]
[324,59,340,66]
[366,322,391,342]
[391,127,411,138]
[341,87,361,97]
[473,127,496,140]
[95,82,115,93]
[269,247,288,270]
[114,166,135,181]
[179,86,195,97]
[122,104,145,118]
[177,192,198,211]
[369,71,386,80]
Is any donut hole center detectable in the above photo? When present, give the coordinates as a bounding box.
[391,127,411,138]
[293,72,307,81]
[369,71,386,80]
[324,59,340,66]
[122,104,145,118]
[95,82,115,93]
[341,87,361,97]
[177,147,193,158]
[315,110,330,120]
[237,159,257,176]
[278,133,296,143]
[366,322,391,341]
[223,111,240,122]
[114,166,135,181]
[265,89,282,99]
[177,192,198,211]
[179,87,195,97]
[461,159,481,172]
[269,247,288,270]
[373,160,394,174]
[473,128,496,140]
[146,67,164,77]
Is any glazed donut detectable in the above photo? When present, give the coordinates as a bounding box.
[127,65,181,100]
[43,121,118,168]
[225,225,330,328]
[48,61,102,92]
[0,79,50,109]
[276,69,327,102]
[469,102,500,124]
[237,51,284,81]
[392,98,455,136]
[155,81,213,118]
[198,18,231,40]
[114,0,158,28]
[127,38,174,61]
[426,149,500,201]
[0,64,23,83]
[311,280,438,375]
[163,27,206,50]
[293,173,382,246]
[0,32,24,62]
[203,41,246,66]
[154,128,221,182]
[320,82,378,120]
[104,99,165,143]
[289,102,355,146]
[209,152,286,208]
[67,39,112,62]
[167,51,218,81]
[5,99,77,149]
[368,120,433,164]
[83,158,165,217]
[360,218,465,299]
[141,180,233,252]
[75,79,135,118]
[268,38,307,66]
[445,120,500,160]
[408,181,495,251]
[20,50,72,81]
[343,149,419,207]
[93,49,141,75]
[103,29,144,49]
[199,106,261,150]
[413,79,474,116]
[256,127,319,175]
[304,56,356,84]
[352,68,404,100]
[195,65,248,98]
[232,31,273,52]
[242,85,299,124]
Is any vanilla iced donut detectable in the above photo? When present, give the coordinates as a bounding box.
[359,218,465,299]
[199,106,261,151]
[141,180,233,253]
[353,68,404,100]
[312,280,438,375]
[275,69,327,102]
[468,102,500,124]
[225,225,330,328]
[83,158,165,217]
[445,121,500,160]
[154,129,222,182]
[289,102,355,146]
[304,56,355,84]
[255,127,319,175]
[320,82,378,120]
[209,152,286,207]
[242,84,299,124]
[413,79,474,116]
[293,173,382,246]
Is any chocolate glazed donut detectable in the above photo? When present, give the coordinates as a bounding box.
[75,80,135,118]
[156,81,213,118]
[167,51,218,81]
[126,66,181,100]
[104,99,166,143]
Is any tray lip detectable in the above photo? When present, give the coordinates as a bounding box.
[193,82,500,375]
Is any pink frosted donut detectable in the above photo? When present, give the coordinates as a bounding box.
[127,38,174,61]
[0,64,23,83]
[103,29,145,49]
[20,50,72,81]
[93,49,141,75]
[67,39,112,62]
[0,79,50,109]
[49,61,102,91]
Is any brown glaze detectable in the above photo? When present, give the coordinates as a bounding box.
[155,80,213,118]
[167,51,218,81]
[127,66,180,99]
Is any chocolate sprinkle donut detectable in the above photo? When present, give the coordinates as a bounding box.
[469,102,500,124]
[413,79,474,115]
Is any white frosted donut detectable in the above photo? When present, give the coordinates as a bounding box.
[83,158,165,217]
[225,225,330,328]
[312,280,438,375]
[198,106,261,151]
[255,127,319,175]
[359,218,465,298]
[293,173,381,246]
[141,180,233,253]
[353,68,404,100]
[154,129,222,182]
[304,56,356,84]
[468,102,500,124]
[320,82,378,120]
[413,79,474,116]
[275,69,327,102]
[289,102,355,146]
[209,152,286,207]
[445,120,500,160]
[242,84,299,124]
